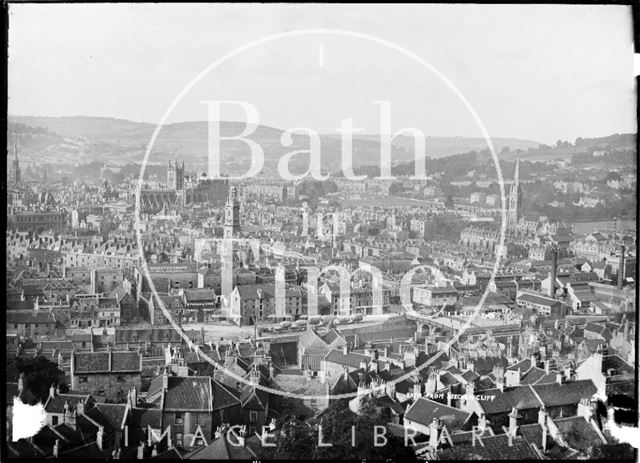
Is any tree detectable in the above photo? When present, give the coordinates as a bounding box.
[268,415,317,460]
[591,443,636,460]
[445,194,454,208]
[388,182,404,196]
[267,399,417,460]
[8,357,67,405]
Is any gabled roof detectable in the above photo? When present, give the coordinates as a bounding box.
[601,354,634,375]
[553,416,607,449]
[184,434,257,460]
[434,435,539,460]
[184,288,217,302]
[298,328,331,354]
[44,393,92,414]
[405,397,471,429]
[86,402,128,431]
[127,406,162,428]
[240,384,269,411]
[7,310,56,324]
[477,384,543,414]
[115,327,183,344]
[324,349,370,369]
[72,351,141,374]
[212,380,242,410]
[507,358,534,373]
[532,380,597,408]
[321,328,345,346]
[163,376,213,412]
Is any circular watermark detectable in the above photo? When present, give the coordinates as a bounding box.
[135,28,507,400]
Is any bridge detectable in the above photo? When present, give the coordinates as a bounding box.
[405,308,522,338]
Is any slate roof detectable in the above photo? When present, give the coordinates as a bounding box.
[477,385,543,415]
[58,441,112,459]
[128,406,162,428]
[86,402,128,431]
[519,423,560,451]
[241,384,269,411]
[321,328,345,346]
[471,356,509,376]
[31,425,64,456]
[163,376,213,411]
[405,397,471,429]
[531,380,597,408]
[185,434,257,460]
[517,292,560,307]
[507,359,534,373]
[520,368,548,385]
[72,351,141,373]
[115,327,182,344]
[434,435,539,460]
[439,372,460,388]
[553,416,606,450]
[324,349,370,368]
[44,393,92,414]
[298,328,331,355]
[184,289,217,302]
[7,439,45,458]
[7,311,56,324]
[461,370,480,383]
[212,380,241,410]
[601,354,634,375]
[151,447,184,460]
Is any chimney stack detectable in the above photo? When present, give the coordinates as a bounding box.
[539,409,548,452]
[549,247,558,299]
[96,426,104,450]
[617,245,625,290]
[507,408,520,447]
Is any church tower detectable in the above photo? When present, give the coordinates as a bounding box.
[10,139,21,185]
[506,159,521,237]
[167,160,184,190]
[224,186,241,239]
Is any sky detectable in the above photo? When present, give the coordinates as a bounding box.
[8,3,636,145]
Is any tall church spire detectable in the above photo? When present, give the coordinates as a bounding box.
[506,158,520,237]
[10,133,21,185]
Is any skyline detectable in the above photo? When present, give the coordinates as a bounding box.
[8,4,636,145]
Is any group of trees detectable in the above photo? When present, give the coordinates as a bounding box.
[7,357,67,405]
[295,179,338,205]
[265,398,417,461]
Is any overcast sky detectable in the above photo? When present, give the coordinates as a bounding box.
[8,3,636,144]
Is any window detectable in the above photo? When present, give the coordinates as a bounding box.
[175,433,183,447]
[249,411,258,423]
[310,399,317,407]
[236,382,242,391]
[52,416,58,425]
[117,376,125,382]
[80,376,88,383]
[175,412,184,425]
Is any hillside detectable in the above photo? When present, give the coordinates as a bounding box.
[9,115,545,171]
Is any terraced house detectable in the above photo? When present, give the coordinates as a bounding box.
[70,350,142,399]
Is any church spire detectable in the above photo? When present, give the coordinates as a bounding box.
[506,158,520,237]
[10,132,21,185]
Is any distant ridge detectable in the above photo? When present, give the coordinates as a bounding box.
[8,115,631,168]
